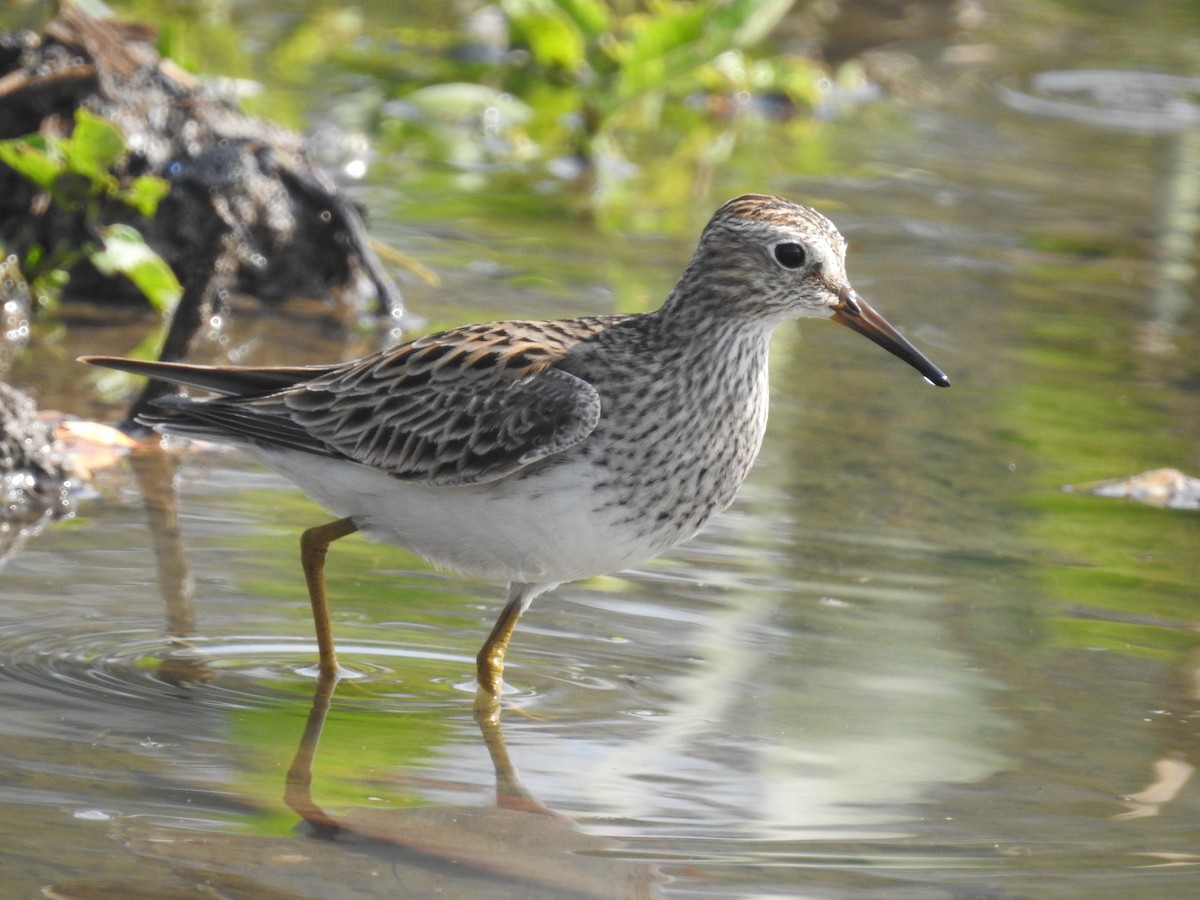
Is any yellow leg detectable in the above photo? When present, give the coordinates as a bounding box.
[300,517,359,678]
[475,582,550,701]
[476,597,523,699]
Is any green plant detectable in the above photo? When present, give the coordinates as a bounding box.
[363,0,825,212]
[499,0,805,153]
[0,108,180,314]
[505,2,793,105]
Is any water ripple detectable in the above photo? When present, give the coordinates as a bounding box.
[0,619,476,710]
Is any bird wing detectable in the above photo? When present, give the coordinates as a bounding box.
[123,318,616,486]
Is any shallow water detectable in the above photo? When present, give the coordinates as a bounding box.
[3,2,1200,898]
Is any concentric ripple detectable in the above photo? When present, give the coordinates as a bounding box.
[0,619,476,710]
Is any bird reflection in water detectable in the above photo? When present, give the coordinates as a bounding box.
[283,672,665,899]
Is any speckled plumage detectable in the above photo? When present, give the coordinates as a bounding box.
[84,194,949,697]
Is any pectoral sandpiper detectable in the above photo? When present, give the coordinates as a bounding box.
[84,194,949,699]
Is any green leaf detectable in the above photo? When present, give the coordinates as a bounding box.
[579,0,799,124]
[0,138,63,189]
[89,224,182,312]
[66,109,128,172]
[611,4,709,106]
[24,244,43,270]
[552,0,611,38]
[117,174,172,217]
[0,109,136,203]
[502,0,587,71]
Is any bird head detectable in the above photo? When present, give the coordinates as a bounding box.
[680,194,950,387]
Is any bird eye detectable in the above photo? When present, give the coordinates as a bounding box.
[773,242,807,270]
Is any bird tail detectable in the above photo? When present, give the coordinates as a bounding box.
[79,356,334,396]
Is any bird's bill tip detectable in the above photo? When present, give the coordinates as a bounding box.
[831,289,949,388]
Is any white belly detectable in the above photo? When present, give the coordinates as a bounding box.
[258,449,672,584]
